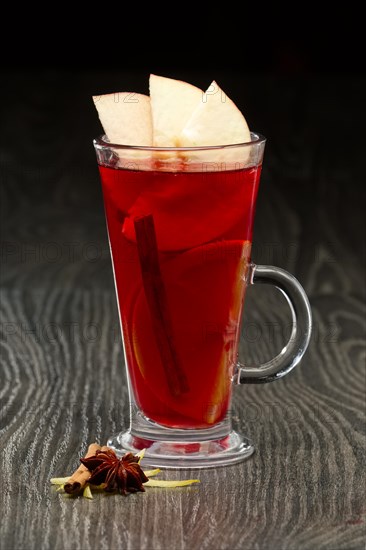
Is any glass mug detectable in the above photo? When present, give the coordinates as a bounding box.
[94,133,312,468]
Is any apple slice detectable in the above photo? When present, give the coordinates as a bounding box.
[93,92,153,146]
[180,81,250,146]
[178,81,251,163]
[149,74,203,147]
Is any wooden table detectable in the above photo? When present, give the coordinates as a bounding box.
[1,73,365,550]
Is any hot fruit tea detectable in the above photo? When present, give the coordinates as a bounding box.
[99,162,261,428]
[94,75,311,467]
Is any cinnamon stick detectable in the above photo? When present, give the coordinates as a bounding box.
[134,215,189,397]
[64,443,109,494]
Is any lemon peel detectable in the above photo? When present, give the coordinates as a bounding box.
[83,485,93,499]
[144,479,200,488]
[50,477,71,485]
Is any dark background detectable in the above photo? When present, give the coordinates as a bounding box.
[1,20,365,290]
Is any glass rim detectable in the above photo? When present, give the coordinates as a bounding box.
[93,131,266,152]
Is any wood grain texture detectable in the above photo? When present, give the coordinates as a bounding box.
[0,73,365,550]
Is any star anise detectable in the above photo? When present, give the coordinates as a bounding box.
[81,449,148,495]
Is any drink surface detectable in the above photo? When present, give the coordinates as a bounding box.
[99,163,261,428]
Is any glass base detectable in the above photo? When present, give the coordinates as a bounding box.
[107,415,254,468]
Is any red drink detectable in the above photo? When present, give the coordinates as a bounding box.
[99,162,261,428]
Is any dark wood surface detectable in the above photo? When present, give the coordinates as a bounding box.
[1,73,365,550]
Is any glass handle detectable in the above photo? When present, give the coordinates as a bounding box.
[235,264,312,384]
